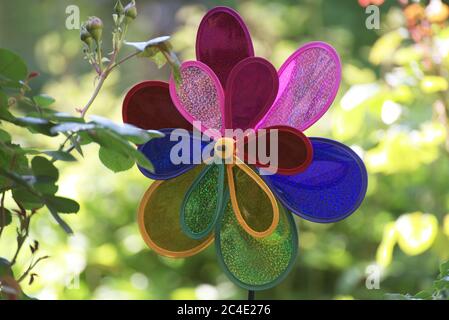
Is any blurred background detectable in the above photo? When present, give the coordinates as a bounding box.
[1,0,449,299]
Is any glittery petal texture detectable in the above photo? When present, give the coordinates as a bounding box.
[181,163,226,240]
[225,57,278,130]
[169,61,225,137]
[138,128,213,180]
[262,138,368,223]
[138,165,214,258]
[257,42,342,132]
[216,193,298,291]
[122,81,192,131]
[196,6,254,88]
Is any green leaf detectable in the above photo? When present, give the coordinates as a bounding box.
[43,151,77,162]
[89,115,164,144]
[0,257,13,277]
[88,129,154,172]
[99,146,134,172]
[0,91,8,107]
[12,188,44,210]
[69,135,83,157]
[46,204,73,234]
[33,94,55,107]
[124,36,171,52]
[149,51,167,68]
[31,156,58,182]
[0,48,28,82]
[33,179,58,195]
[50,122,95,134]
[12,116,57,137]
[0,128,11,143]
[45,196,79,214]
[0,208,12,227]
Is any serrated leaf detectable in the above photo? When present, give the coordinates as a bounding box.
[43,151,77,162]
[33,94,55,107]
[99,146,134,172]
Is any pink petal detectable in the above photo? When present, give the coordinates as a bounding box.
[225,57,278,130]
[256,42,341,131]
[169,61,225,138]
[196,6,254,89]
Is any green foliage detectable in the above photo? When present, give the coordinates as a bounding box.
[386,260,449,300]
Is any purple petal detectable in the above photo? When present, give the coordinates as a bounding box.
[261,138,367,223]
[225,57,278,130]
[196,6,254,89]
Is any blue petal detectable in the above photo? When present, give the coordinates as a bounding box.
[138,128,213,180]
[261,138,367,223]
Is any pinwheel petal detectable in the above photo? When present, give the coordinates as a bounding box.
[122,81,191,131]
[225,57,278,130]
[138,128,213,180]
[227,161,279,238]
[180,163,226,240]
[216,194,298,291]
[242,125,313,175]
[169,61,225,137]
[196,6,254,88]
[138,165,214,258]
[262,138,367,223]
[257,42,341,132]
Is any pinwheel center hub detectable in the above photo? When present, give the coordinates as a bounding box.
[214,137,235,160]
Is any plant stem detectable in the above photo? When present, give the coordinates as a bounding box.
[17,255,49,283]
[80,72,108,118]
[109,51,139,72]
[0,191,6,237]
[10,211,31,266]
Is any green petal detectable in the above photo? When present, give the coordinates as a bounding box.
[181,163,225,239]
[216,192,298,290]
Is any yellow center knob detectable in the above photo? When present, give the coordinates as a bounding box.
[214,137,235,160]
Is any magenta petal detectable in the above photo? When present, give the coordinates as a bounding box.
[196,6,254,89]
[225,57,278,130]
[257,42,342,131]
[169,61,225,138]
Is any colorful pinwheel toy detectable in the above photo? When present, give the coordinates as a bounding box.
[122,7,368,291]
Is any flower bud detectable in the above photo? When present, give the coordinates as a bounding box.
[80,25,94,48]
[124,0,137,22]
[86,16,103,43]
[114,0,125,15]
